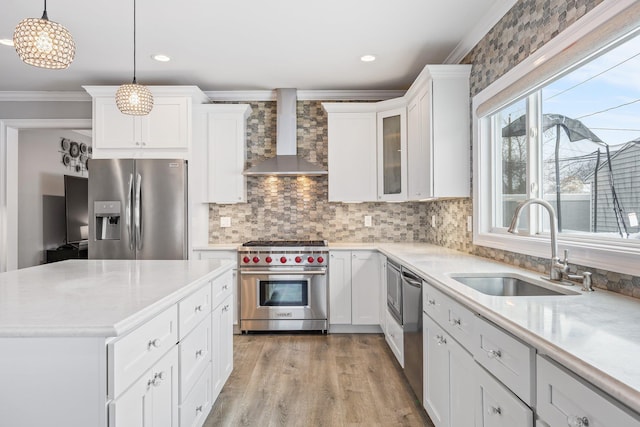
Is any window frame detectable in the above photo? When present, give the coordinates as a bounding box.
[472,0,640,276]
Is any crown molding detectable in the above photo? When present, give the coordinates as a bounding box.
[0,91,91,102]
[0,88,406,103]
[444,0,518,64]
[204,90,405,102]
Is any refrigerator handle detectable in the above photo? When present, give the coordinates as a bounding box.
[127,173,134,251]
[135,173,142,251]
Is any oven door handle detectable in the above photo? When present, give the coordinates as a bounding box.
[239,269,327,275]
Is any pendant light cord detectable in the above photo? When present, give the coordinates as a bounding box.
[132,0,137,84]
[42,0,49,20]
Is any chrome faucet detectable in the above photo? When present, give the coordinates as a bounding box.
[507,198,568,281]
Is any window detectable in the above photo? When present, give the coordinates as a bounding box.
[473,1,640,276]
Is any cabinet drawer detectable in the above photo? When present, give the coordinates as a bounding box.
[212,270,233,309]
[423,281,475,350]
[423,282,448,327]
[179,282,212,339]
[180,362,213,427]
[108,305,178,398]
[537,356,640,427]
[474,315,535,406]
[180,313,212,402]
[476,363,533,427]
[385,308,404,367]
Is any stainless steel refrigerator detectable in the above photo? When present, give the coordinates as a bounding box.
[88,159,188,260]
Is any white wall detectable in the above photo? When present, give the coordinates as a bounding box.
[18,129,91,268]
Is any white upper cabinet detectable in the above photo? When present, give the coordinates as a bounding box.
[192,104,252,204]
[84,86,208,159]
[323,103,378,202]
[377,102,407,201]
[406,65,471,200]
[323,64,470,202]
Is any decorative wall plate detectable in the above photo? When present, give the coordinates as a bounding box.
[80,143,88,154]
[62,154,71,166]
[60,138,70,151]
[69,142,80,158]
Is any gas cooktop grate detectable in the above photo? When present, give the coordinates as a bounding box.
[242,240,327,247]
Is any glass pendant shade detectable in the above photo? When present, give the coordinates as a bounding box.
[13,15,75,69]
[115,82,154,115]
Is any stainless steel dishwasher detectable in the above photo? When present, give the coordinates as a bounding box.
[402,267,423,404]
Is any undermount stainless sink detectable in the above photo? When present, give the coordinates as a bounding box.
[450,274,579,296]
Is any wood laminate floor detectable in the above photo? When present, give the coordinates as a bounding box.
[204,333,435,427]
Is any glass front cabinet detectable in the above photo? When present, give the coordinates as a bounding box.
[377,107,407,201]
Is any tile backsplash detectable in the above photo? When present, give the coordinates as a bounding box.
[208,100,430,243]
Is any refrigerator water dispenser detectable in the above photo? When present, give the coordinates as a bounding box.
[94,201,121,240]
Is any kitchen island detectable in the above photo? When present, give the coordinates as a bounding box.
[0,259,235,427]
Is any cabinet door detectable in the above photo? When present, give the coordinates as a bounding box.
[94,97,138,149]
[423,313,450,427]
[327,112,377,202]
[206,112,247,203]
[476,363,533,427]
[219,294,234,384]
[379,255,387,333]
[449,335,476,427]
[211,301,223,401]
[407,87,433,200]
[140,97,188,149]
[351,251,380,325]
[377,107,407,201]
[109,346,179,427]
[328,251,352,324]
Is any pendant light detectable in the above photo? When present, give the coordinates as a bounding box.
[13,0,76,69]
[115,0,153,115]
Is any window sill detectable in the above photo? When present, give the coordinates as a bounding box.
[473,231,640,277]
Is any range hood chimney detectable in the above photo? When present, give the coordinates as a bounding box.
[243,88,328,176]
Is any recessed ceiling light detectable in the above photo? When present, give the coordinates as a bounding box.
[0,38,14,47]
[360,54,376,62]
[152,54,171,62]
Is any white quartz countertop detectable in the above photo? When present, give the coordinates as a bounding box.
[0,259,234,338]
[356,243,640,415]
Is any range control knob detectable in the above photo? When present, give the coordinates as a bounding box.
[280,256,287,264]
[242,256,250,264]
[317,256,324,263]
[252,257,260,263]
[265,256,273,263]
[295,256,302,263]
[307,256,315,263]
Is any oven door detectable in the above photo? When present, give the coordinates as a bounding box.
[239,269,327,331]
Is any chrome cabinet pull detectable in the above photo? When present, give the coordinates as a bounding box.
[196,405,203,414]
[195,304,203,312]
[450,318,461,326]
[487,406,502,415]
[148,338,161,350]
[195,349,204,358]
[147,371,165,387]
[434,335,447,345]
[568,416,589,427]
[126,174,134,250]
[487,349,502,359]
[427,299,436,306]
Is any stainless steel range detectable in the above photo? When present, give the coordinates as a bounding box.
[238,240,328,333]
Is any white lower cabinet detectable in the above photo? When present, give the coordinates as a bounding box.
[109,345,180,427]
[423,312,475,427]
[385,307,404,366]
[179,314,212,402]
[212,293,233,401]
[180,363,213,427]
[537,356,640,427]
[329,250,381,327]
[476,362,533,427]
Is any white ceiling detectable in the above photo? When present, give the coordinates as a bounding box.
[0,0,515,93]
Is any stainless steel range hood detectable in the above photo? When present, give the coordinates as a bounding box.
[243,88,328,176]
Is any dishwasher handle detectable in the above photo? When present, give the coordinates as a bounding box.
[402,270,422,288]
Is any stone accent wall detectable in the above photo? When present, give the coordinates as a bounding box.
[424,0,640,296]
[208,101,429,243]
